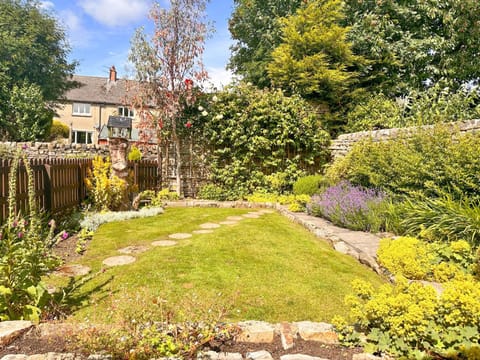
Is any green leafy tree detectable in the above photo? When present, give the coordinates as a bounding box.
[228,0,303,88]
[0,0,77,141]
[344,0,480,95]
[201,82,331,196]
[267,0,364,134]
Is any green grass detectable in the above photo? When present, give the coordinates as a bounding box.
[53,207,384,324]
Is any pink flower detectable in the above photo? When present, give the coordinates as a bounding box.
[185,121,192,128]
[61,231,69,240]
[17,232,23,239]
[12,220,17,228]
[184,78,193,88]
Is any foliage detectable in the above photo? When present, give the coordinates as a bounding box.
[0,0,77,141]
[338,277,480,358]
[307,181,387,232]
[0,151,61,320]
[268,0,363,109]
[137,189,178,207]
[343,0,480,95]
[228,0,303,88]
[84,156,130,212]
[73,291,238,358]
[245,192,310,212]
[80,207,164,232]
[346,85,480,132]
[293,175,325,196]
[398,194,480,246]
[129,0,210,195]
[48,120,70,141]
[127,145,142,161]
[201,82,330,196]
[197,184,238,201]
[378,237,475,282]
[325,124,480,201]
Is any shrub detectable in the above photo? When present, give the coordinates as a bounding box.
[48,120,69,141]
[0,151,61,321]
[84,156,130,211]
[127,145,143,161]
[293,175,325,196]
[80,207,164,232]
[307,181,387,232]
[338,277,480,358]
[326,124,480,201]
[197,184,239,201]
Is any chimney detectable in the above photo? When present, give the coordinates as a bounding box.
[109,65,117,82]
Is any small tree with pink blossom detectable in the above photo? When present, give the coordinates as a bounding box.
[128,0,210,195]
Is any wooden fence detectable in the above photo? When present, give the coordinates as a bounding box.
[0,158,158,224]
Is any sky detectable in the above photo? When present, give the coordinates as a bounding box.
[39,0,236,88]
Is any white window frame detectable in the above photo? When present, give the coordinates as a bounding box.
[72,103,91,116]
[118,106,134,118]
[71,130,93,144]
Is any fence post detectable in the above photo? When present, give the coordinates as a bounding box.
[43,164,52,214]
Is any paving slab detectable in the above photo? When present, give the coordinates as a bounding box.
[152,240,177,247]
[169,233,192,239]
[219,220,238,225]
[54,264,91,277]
[118,245,149,254]
[102,255,136,267]
[192,229,214,234]
[226,216,244,221]
[199,223,221,229]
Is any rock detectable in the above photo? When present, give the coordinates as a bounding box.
[87,355,113,360]
[199,223,221,229]
[280,355,328,360]
[218,221,238,226]
[198,351,242,360]
[152,240,177,247]
[1,356,28,360]
[294,321,339,344]
[168,233,192,239]
[246,350,274,360]
[237,321,276,343]
[102,255,136,267]
[226,216,244,221]
[0,321,33,347]
[45,354,78,360]
[192,229,214,234]
[117,245,149,254]
[279,322,295,350]
[333,242,360,260]
[358,253,381,274]
[27,355,46,360]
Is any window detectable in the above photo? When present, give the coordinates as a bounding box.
[71,130,93,144]
[72,103,91,116]
[118,106,134,118]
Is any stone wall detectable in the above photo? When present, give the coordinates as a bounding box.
[329,119,480,160]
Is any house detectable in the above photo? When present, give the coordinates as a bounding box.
[55,66,139,145]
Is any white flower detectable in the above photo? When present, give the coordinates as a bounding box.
[198,105,204,111]
[215,114,224,120]
[212,95,218,102]
[202,110,208,116]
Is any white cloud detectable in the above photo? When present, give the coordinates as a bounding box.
[59,9,93,48]
[78,0,149,27]
[205,67,235,90]
[39,1,55,10]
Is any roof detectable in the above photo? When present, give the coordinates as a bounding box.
[62,75,137,105]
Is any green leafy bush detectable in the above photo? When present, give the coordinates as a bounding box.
[202,82,330,195]
[0,151,61,320]
[337,277,480,358]
[127,145,143,161]
[326,124,480,201]
[293,175,325,196]
[197,183,239,201]
[48,120,69,141]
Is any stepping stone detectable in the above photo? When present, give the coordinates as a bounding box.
[103,255,136,267]
[169,233,192,239]
[54,264,91,277]
[242,213,260,219]
[152,240,177,247]
[259,209,274,214]
[219,220,238,225]
[226,216,244,221]
[118,245,149,254]
[199,222,221,229]
[192,229,214,234]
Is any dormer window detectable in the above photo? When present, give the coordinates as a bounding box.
[73,103,91,116]
[118,106,134,118]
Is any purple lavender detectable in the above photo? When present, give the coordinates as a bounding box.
[307,181,386,230]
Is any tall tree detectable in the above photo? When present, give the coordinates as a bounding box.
[267,0,363,132]
[0,0,77,140]
[129,0,210,195]
[228,0,303,88]
[344,0,480,95]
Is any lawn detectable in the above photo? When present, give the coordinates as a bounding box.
[54,207,384,324]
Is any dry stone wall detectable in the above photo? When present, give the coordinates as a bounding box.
[329,119,480,160]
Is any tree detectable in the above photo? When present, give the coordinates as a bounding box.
[0,0,77,140]
[129,0,210,195]
[228,0,303,88]
[267,0,364,133]
[343,0,480,96]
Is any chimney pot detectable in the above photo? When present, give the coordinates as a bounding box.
[109,65,117,82]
